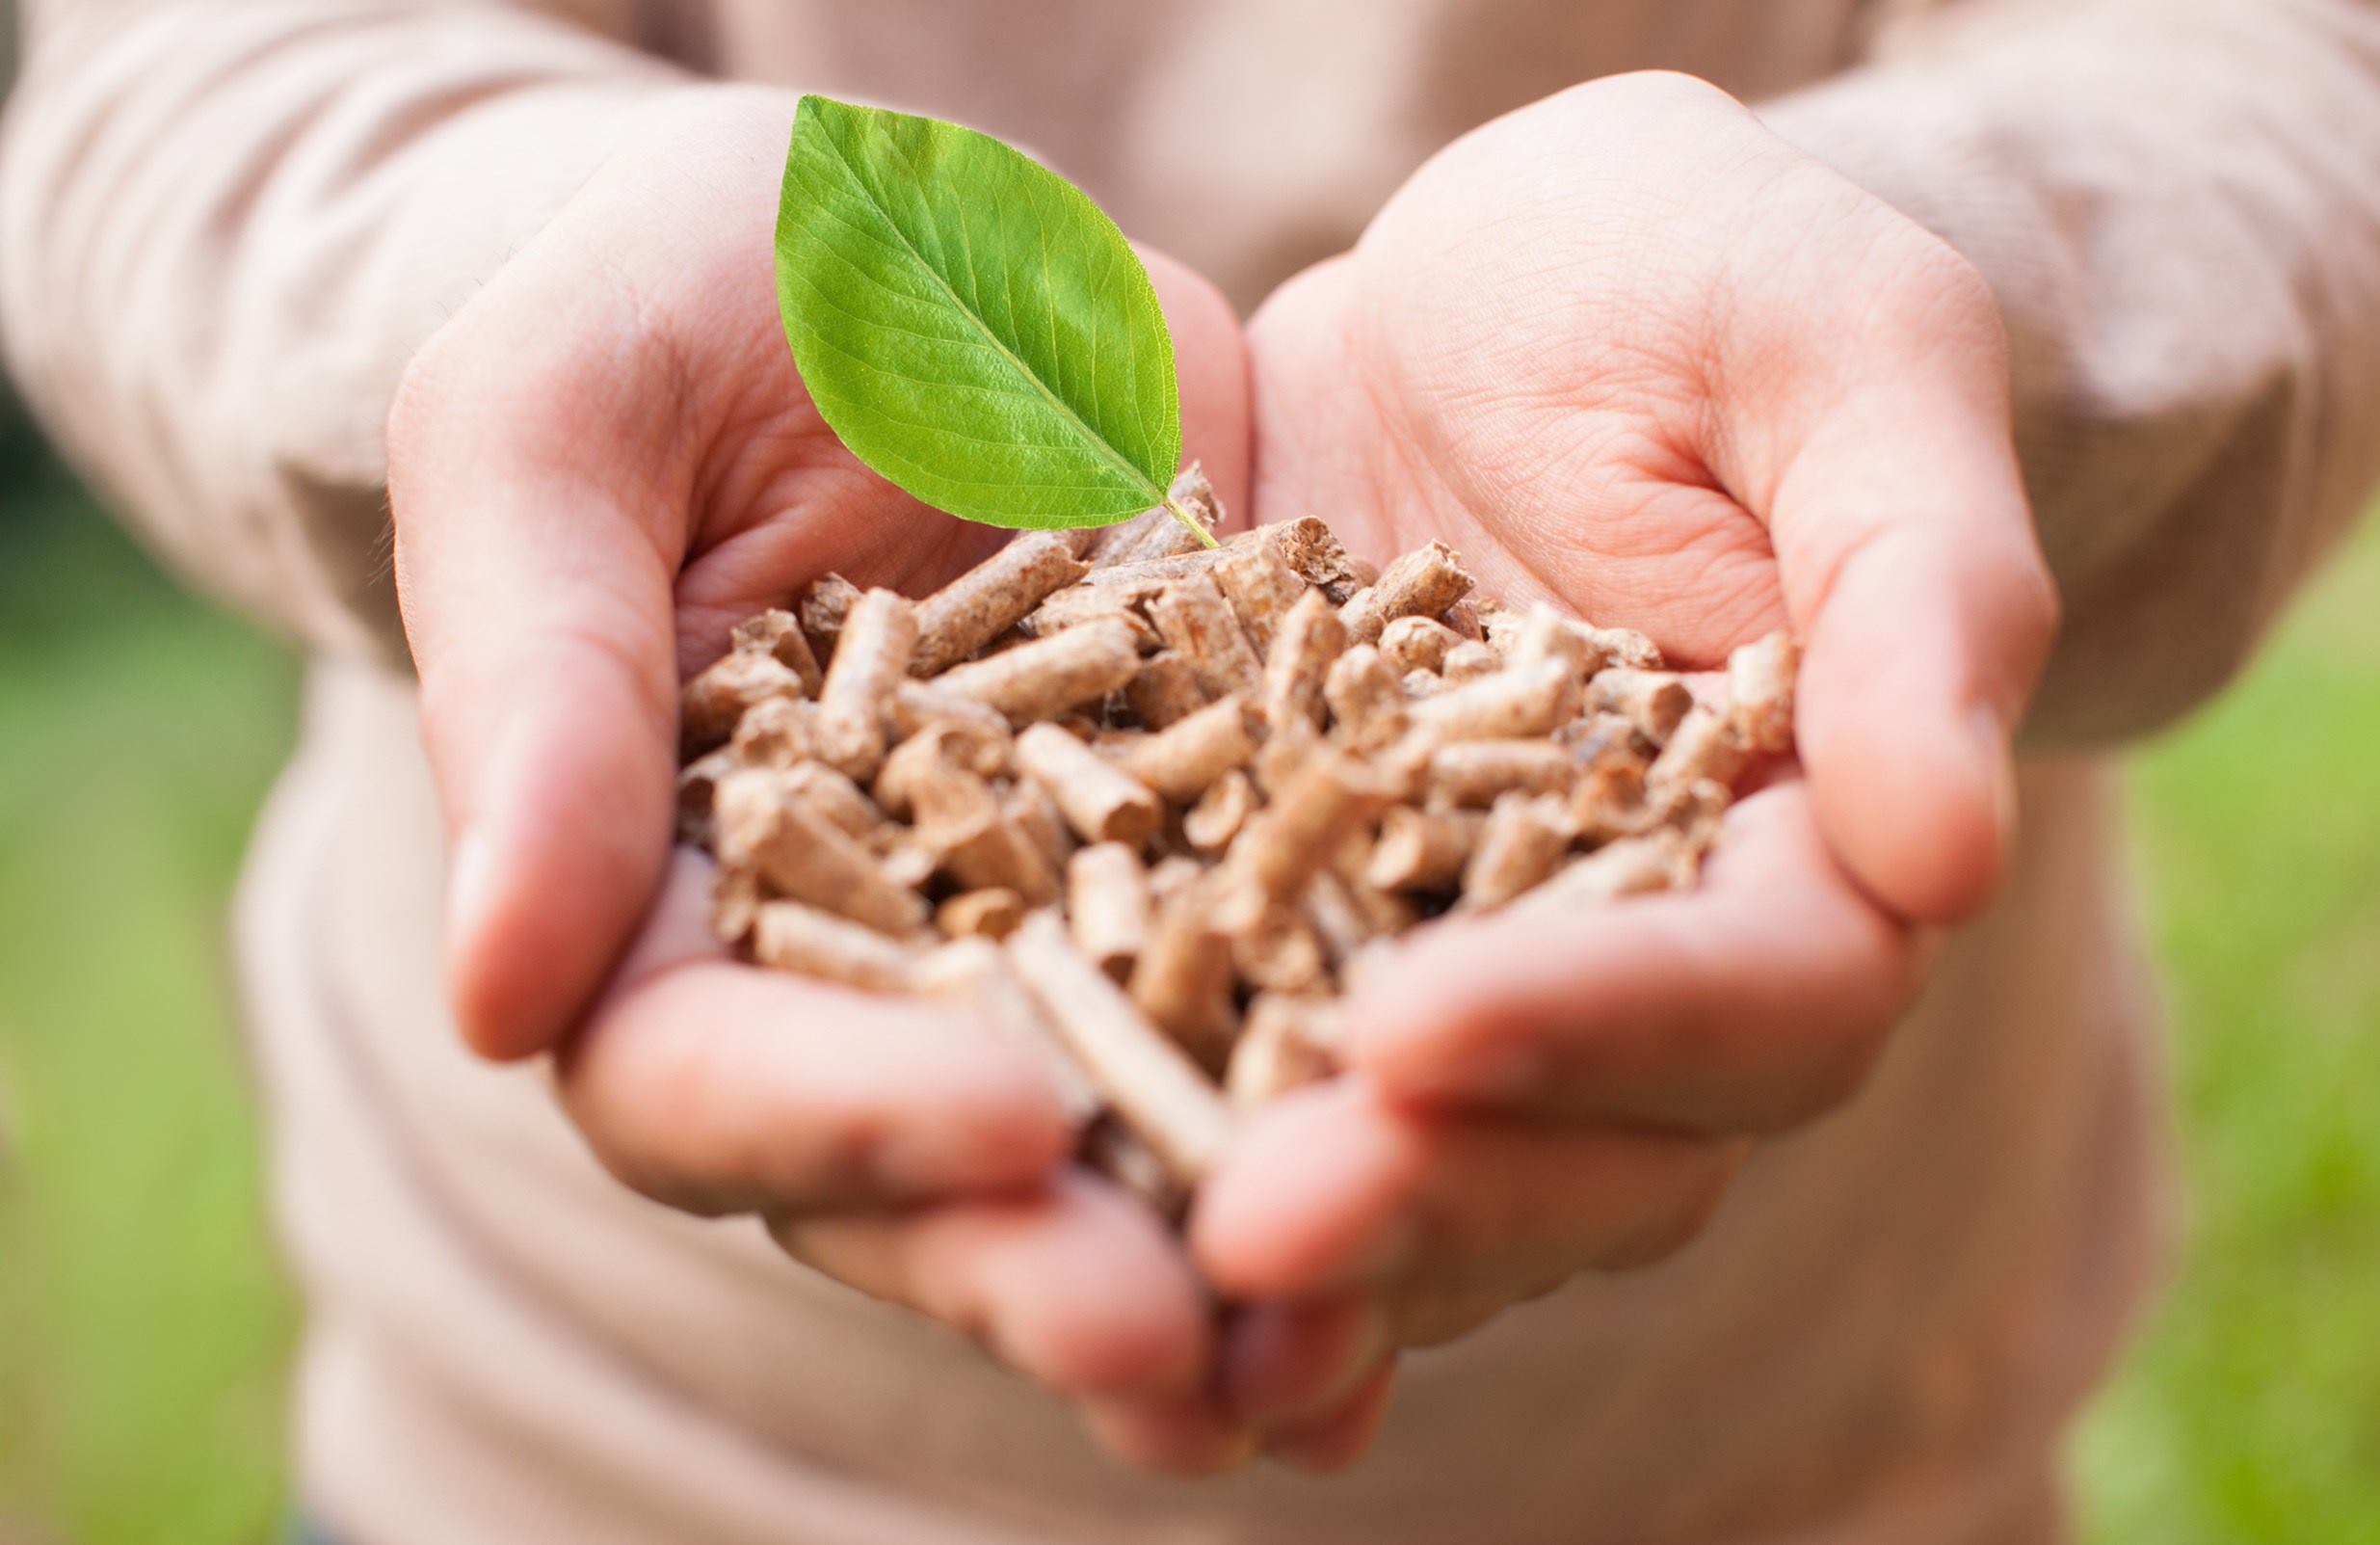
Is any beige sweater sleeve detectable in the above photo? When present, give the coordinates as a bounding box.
[1763,0,2380,743]
[0,1,690,659]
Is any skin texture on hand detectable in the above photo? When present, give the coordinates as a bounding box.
[1193,70,2057,1386]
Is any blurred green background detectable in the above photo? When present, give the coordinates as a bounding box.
[4,392,2378,1545]
[1,20,2376,1541]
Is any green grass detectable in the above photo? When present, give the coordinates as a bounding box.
[0,480,299,1545]
[2074,527,2380,1543]
[0,466,2374,1543]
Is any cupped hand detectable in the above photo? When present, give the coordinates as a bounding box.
[386,87,1359,1473]
[1196,72,2057,1359]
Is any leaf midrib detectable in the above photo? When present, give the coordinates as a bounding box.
[823,125,1167,511]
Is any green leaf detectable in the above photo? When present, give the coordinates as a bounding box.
[775,94,1188,534]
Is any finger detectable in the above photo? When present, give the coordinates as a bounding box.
[1079,1392,1259,1478]
[1346,784,1921,1132]
[1262,1363,1397,1475]
[1223,1293,1392,1429]
[775,1173,1214,1400]
[1761,297,2059,924]
[390,266,698,1062]
[1191,1079,1738,1300]
[556,853,1075,1213]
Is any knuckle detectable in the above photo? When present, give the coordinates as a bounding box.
[1865,228,2006,364]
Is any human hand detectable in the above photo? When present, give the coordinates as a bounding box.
[386,88,1357,1472]
[1195,72,2058,1366]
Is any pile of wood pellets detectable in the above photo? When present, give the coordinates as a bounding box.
[675,469,1793,1214]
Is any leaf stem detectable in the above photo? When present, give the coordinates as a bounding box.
[1163,494,1221,550]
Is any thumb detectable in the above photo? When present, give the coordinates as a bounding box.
[1763,352,2059,925]
[390,311,687,1062]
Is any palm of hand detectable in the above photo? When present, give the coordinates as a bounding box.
[1191,75,2057,1347]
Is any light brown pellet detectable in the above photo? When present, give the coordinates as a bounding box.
[1324,644,1409,752]
[1506,604,1601,679]
[729,608,825,696]
[1407,657,1578,745]
[935,617,1143,724]
[874,724,1005,824]
[938,888,1028,941]
[1068,842,1150,980]
[1226,995,1343,1108]
[1727,630,1797,754]
[713,770,927,936]
[1228,747,1397,900]
[1584,668,1694,746]
[1127,881,1238,1064]
[1367,806,1485,892]
[1124,652,1209,730]
[1182,769,1257,854]
[1305,868,1413,961]
[886,679,1013,744]
[1263,589,1348,733]
[797,573,863,661]
[1229,900,1330,996]
[1016,724,1165,846]
[1117,696,1261,802]
[1148,573,1265,701]
[1339,541,1473,644]
[681,651,807,754]
[927,799,1064,906]
[753,899,919,991]
[727,696,819,770]
[911,533,1089,675]
[1441,640,1502,683]
[1458,793,1574,912]
[814,589,917,781]
[1571,755,1655,844]
[782,761,881,839]
[1649,706,1748,790]
[1006,780,1077,871]
[1210,544,1310,653]
[1426,739,1576,807]
[1441,598,1488,641]
[1231,516,1366,599]
[878,838,939,892]
[1019,583,1165,650]
[1011,911,1234,1183]
[1378,614,1465,676]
